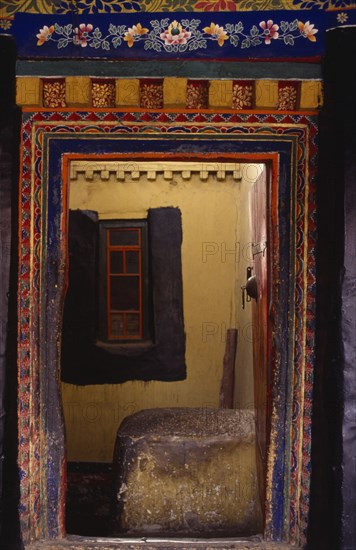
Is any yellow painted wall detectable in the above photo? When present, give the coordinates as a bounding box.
[62,164,262,462]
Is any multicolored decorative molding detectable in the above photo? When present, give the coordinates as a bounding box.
[2,9,355,60]
[17,108,317,547]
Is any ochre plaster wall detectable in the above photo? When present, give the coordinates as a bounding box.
[62,164,262,462]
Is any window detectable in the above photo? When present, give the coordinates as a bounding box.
[99,220,150,343]
[61,207,186,385]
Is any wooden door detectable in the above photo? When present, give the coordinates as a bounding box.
[250,165,270,506]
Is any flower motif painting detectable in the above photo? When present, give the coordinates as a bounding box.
[298,20,318,42]
[36,25,55,45]
[73,23,93,47]
[160,21,192,46]
[259,20,279,44]
[124,23,148,47]
[203,22,229,46]
[35,17,319,53]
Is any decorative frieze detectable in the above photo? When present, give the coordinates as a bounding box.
[91,78,116,108]
[232,80,256,110]
[41,78,66,108]
[139,78,164,109]
[277,80,301,110]
[186,79,210,109]
[69,160,243,183]
[16,76,322,111]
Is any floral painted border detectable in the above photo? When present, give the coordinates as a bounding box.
[36,17,319,52]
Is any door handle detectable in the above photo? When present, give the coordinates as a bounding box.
[246,275,258,301]
[241,267,257,308]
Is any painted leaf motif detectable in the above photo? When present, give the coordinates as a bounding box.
[230,35,239,47]
[112,36,122,48]
[250,25,259,37]
[289,19,299,31]
[150,20,161,31]
[197,39,207,48]
[90,38,101,49]
[189,41,199,51]
[63,24,72,36]
[251,36,262,46]
[190,19,201,30]
[284,34,295,45]
[280,21,289,33]
[241,38,251,49]
[58,38,69,48]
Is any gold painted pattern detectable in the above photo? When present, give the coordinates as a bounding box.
[42,79,66,108]
[15,77,323,110]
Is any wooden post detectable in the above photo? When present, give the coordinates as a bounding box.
[219,329,238,409]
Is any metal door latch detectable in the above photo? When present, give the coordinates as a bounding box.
[241,266,258,309]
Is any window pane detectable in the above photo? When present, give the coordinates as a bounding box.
[110,276,139,310]
[110,313,124,338]
[126,314,140,337]
[126,250,139,274]
[109,228,139,246]
[110,251,123,274]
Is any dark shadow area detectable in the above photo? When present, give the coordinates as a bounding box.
[66,462,113,537]
[308,27,356,550]
[0,35,24,550]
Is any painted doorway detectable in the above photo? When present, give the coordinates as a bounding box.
[16,109,317,548]
[61,159,267,536]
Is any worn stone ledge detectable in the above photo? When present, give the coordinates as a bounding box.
[26,534,299,549]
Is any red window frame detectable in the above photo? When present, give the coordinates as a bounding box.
[99,220,149,343]
[106,227,143,340]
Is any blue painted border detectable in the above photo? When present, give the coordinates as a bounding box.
[40,127,294,538]
[4,10,355,60]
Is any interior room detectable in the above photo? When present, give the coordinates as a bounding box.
[62,160,266,536]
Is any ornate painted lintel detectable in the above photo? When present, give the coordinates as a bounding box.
[1,9,355,60]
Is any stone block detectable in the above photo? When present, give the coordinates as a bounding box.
[112,408,262,537]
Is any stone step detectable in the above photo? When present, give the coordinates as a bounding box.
[112,408,262,537]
